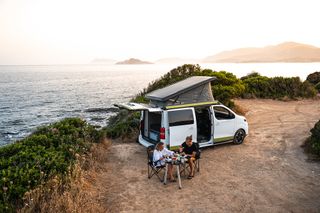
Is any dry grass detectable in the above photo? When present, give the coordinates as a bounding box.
[233,99,249,116]
[19,138,112,213]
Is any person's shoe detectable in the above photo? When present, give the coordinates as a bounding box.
[187,175,193,179]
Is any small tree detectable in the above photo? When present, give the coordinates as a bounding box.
[315,82,320,92]
[310,120,320,156]
[306,71,320,85]
[240,71,260,81]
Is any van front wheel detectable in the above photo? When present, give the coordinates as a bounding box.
[233,129,245,144]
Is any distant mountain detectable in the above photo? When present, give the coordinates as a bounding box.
[116,58,153,65]
[203,42,320,63]
[156,57,199,64]
[91,58,116,64]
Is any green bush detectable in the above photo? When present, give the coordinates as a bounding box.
[315,82,320,92]
[209,71,245,107]
[242,75,270,98]
[306,71,320,85]
[240,71,260,81]
[103,110,140,139]
[242,73,317,99]
[298,81,318,97]
[309,120,320,156]
[0,118,101,212]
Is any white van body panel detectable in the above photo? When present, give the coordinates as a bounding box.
[166,108,197,148]
[236,115,249,135]
[213,118,235,141]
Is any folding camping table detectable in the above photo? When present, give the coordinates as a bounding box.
[163,157,187,189]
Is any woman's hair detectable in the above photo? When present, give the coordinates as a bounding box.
[155,142,164,151]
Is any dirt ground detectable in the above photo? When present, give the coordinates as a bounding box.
[85,99,320,213]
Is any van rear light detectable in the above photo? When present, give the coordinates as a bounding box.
[160,127,165,140]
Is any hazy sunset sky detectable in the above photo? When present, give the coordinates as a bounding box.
[0,0,319,65]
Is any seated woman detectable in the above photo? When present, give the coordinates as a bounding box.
[153,142,176,182]
[179,135,198,179]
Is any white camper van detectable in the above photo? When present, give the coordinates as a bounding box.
[116,76,248,150]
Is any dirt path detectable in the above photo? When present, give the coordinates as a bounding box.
[88,99,320,213]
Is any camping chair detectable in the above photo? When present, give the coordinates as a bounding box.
[182,143,201,176]
[147,145,165,182]
[194,142,201,172]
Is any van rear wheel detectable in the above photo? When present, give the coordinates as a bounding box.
[233,129,245,144]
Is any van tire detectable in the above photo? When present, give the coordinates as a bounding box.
[233,129,245,145]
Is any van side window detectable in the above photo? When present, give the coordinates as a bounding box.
[213,107,235,120]
[168,110,194,126]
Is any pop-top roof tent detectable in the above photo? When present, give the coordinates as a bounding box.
[146,76,216,108]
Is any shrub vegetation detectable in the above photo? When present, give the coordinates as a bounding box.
[306,71,320,85]
[308,120,320,156]
[0,118,102,212]
[242,73,317,99]
[103,110,140,139]
[315,82,320,92]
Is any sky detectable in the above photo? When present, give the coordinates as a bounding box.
[0,0,319,65]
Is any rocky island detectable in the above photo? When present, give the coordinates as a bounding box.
[115,58,153,65]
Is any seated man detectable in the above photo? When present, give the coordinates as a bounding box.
[179,135,198,179]
[153,142,176,182]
